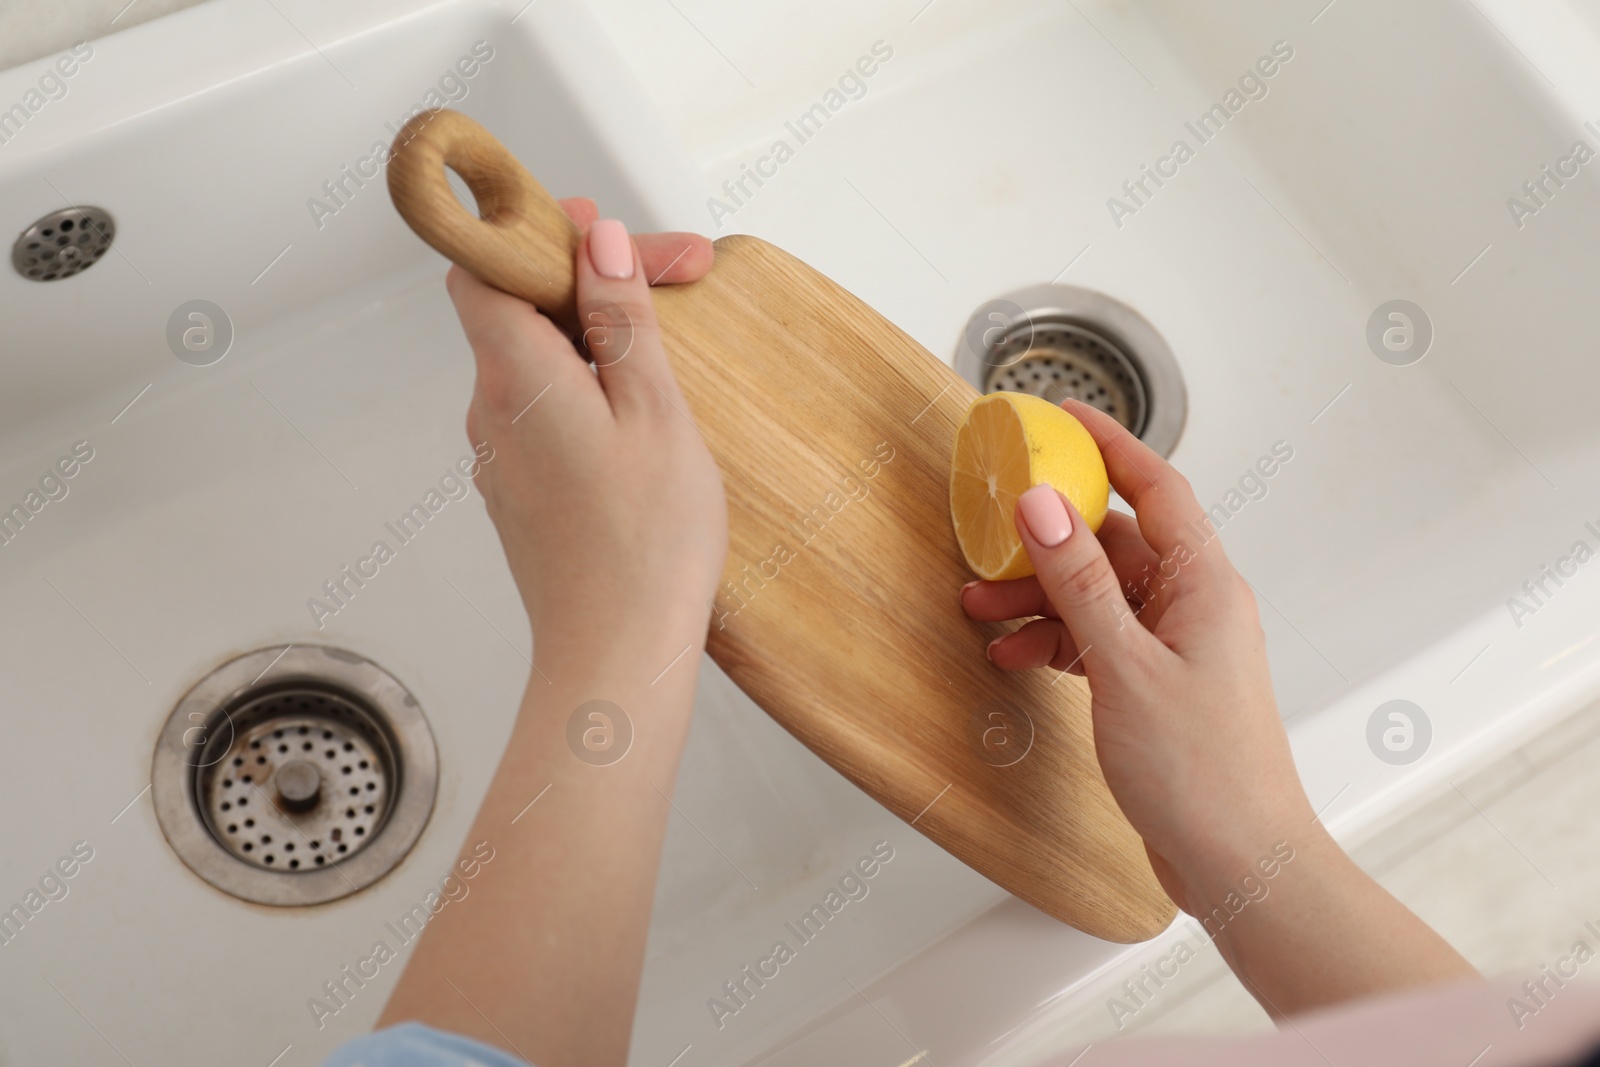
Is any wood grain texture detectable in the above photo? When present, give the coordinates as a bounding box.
[388,110,1175,942]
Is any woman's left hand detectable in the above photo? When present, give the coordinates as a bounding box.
[450,198,724,677]
[378,200,722,1067]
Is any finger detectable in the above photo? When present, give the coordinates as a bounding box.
[960,511,1159,623]
[574,219,679,411]
[1014,483,1161,672]
[987,617,1087,675]
[1098,511,1163,606]
[1062,399,1227,583]
[446,265,605,427]
[961,575,1055,622]
[555,198,711,285]
[635,232,714,285]
[558,197,599,231]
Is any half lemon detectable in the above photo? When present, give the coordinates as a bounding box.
[950,392,1110,580]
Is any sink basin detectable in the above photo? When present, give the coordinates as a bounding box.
[0,2,1000,1064]
[6,0,1600,1065]
[625,0,1600,720]
[581,0,1600,1060]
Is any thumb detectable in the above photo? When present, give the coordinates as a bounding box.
[575,218,674,414]
[1015,484,1154,674]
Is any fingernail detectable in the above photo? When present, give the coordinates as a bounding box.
[589,218,634,279]
[960,580,980,598]
[986,635,1002,661]
[1018,485,1073,547]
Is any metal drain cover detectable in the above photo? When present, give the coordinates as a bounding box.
[984,321,1149,434]
[11,206,114,282]
[208,702,389,872]
[153,646,437,906]
[957,284,1187,458]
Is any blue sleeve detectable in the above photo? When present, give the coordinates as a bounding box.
[321,1023,532,1067]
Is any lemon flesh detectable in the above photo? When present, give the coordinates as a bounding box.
[949,392,1110,581]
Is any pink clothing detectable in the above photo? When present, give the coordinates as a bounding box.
[1066,978,1600,1066]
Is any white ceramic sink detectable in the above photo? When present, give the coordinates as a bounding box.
[0,2,999,1065]
[5,0,1600,1065]
[583,0,1600,1061]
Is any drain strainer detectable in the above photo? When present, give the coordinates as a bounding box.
[957,284,1187,458]
[206,699,389,872]
[11,206,114,282]
[984,321,1149,433]
[153,646,437,906]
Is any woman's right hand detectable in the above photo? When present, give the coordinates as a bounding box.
[962,398,1474,1015]
[961,398,1313,910]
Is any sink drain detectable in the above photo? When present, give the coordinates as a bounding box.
[11,206,115,282]
[153,646,437,906]
[985,321,1148,432]
[957,284,1186,457]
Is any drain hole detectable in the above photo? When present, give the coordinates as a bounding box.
[958,285,1187,458]
[196,695,393,874]
[11,206,114,283]
[983,321,1148,434]
[153,646,438,907]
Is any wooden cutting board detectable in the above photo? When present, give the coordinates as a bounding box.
[388,110,1174,943]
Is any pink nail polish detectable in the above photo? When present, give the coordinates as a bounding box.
[1018,485,1073,547]
[589,218,634,279]
[986,635,1002,661]
[960,580,980,596]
